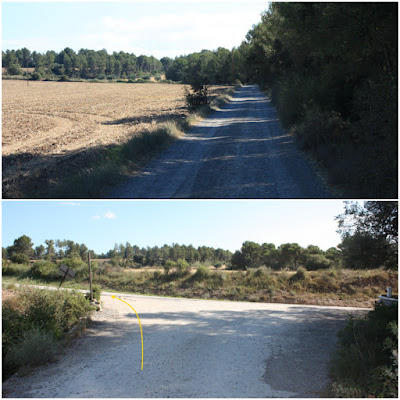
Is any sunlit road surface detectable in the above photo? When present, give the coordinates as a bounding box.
[3,292,369,398]
[109,85,331,198]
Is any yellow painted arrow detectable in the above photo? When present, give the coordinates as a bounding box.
[111,295,144,370]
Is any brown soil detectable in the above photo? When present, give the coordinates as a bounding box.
[2,80,229,197]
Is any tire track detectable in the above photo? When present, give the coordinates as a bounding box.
[109,85,331,198]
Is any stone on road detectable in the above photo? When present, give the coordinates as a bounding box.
[109,85,331,198]
[3,293,368,398]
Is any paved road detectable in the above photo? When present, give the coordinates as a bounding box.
[3,292,368,398]
[109,85,331,198]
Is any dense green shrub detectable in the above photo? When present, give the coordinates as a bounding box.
[91,285,102,301]
[175,259,190,274]
[2,288,93,380]
[163,260,175,275]
[9,253,30,265]
[330,303,398,397]
[192,265,209,281]
[291,266,307,281]
[6,63,22,75]
[293,104,350,150]
[303,254,332,271]
[31,260,58,280]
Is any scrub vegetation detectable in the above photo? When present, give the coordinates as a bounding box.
[2,287,94,381]
[329,303,398,397]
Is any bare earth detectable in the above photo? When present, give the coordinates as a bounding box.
[3,291,369,398]
[110,85,331,198]
[2,80,227,194]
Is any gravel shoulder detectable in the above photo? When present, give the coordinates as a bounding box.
[110,85,331,198]
[3,291,369,398]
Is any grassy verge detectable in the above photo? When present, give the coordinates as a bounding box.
[40,85,237,198]
[2,286,94,381]
[329,303,398,397]
[3,261,397,308]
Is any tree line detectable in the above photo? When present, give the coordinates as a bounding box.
[2,239,232,267]
[2,46,244,85]
[2,47,164,80]
[240,2,398,197]
[4,201,397,271]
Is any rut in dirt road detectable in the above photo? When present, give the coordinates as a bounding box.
[109,85,331,198]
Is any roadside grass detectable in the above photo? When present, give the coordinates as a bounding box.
[45,86,237,198]
[2,286,94,381]
[3,261,397,308]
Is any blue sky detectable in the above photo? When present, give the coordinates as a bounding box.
[2,200,347,254]
[2,0,268,58]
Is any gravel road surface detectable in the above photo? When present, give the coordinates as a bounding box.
[109,85,331,198]
[3,291,368,398]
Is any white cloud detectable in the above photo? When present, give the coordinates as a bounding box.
[60,202,80,206]
[91,212,116,220]
[85,9,262,57]
[104,212,117,219]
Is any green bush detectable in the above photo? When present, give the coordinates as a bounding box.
[5,328,59,369]
[2,288,93,380]
[330,303,398,397]
[31,260,58,280]
[293,104,350,150]
[291,266,308,281]
[271,77,303,127]
[192,265,209,281]
[9,253,30,265]
[2,262,30,276]
[163,260,175,275]
[7,63,22,75]
[60,258,88,280]
[30,72,42,81]
[175,259,190,274]
[91,285,102,301]
[303,254,332,271]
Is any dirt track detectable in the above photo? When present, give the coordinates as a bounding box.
[3,291,368,398]
[110,85,331,198]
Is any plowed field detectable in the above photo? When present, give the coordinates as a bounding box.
[2,80,227,197]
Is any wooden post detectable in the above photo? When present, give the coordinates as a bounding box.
[88,252,93,301]
[58,270,68,290]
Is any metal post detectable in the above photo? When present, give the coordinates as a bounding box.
[88,252,93,301]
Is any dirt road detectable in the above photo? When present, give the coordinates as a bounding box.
[3,292,368,398]
[110,85,331,198]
